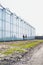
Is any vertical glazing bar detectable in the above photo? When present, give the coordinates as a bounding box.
[2,9,3,41]
[3,8,6,41]
[10,13,11,39]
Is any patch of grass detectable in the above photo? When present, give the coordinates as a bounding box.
[0,51,2,53]
[3,48,27,55]
[2,40,43,55]
[22,42,39,49]
[3,48,16,55]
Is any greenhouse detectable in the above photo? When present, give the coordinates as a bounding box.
[0,4,35,41]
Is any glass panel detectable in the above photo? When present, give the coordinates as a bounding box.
[13,15,17,25]
[0,20,2,30]
[16,26,19,34]
[13,25,16,33]
[6,12,10,22]
[3,21,6,31]
[0,9,2,20]
[16,19,19,26]
[0,31,2,38]
[13,33,15,38]
[2,9,6,21]
[6,22,10,31]
[2,31,5,38]
[6,32,10,37]
[10,24,13,32]
[10,32,13,37]
[10,13,13,24]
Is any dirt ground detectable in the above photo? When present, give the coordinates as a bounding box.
[0,41,43,65]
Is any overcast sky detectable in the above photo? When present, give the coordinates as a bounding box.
[0,0,43,36]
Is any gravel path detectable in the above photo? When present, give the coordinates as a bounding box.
[29,45,43,65]
[14,43,43,65]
